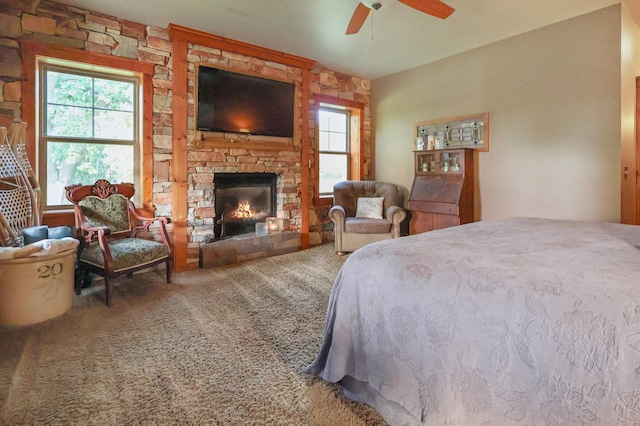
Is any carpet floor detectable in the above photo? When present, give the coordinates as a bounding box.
[0,244,386,425]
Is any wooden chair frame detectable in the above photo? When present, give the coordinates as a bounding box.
[65,179,173,306]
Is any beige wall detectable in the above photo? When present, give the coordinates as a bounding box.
[373,5,626,223]
[621,4,640,223]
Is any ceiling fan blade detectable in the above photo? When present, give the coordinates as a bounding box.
[346,2,371,35]
[398,0,455,19]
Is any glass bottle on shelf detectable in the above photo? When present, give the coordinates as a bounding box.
[441,152,450,172]
[451,156,460,172]
[416,150,468,174]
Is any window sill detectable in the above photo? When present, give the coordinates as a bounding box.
[42,210,74,227]
[314,196,333,207]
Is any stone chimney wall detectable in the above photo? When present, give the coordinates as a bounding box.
[185,43,305,245]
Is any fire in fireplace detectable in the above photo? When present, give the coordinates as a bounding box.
[213,173,277,238]
[231,200,256,218]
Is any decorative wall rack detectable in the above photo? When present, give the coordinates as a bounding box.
[415,112,489,152]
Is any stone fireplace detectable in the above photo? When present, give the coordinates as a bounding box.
[179,36,370,270]
[200,171,301,268]
[213,172,277,238]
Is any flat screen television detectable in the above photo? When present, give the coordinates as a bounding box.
[196,66,295,138]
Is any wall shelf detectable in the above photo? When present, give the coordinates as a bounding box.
[415,112,489,152]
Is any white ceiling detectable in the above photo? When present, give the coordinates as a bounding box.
[56,0,621,79]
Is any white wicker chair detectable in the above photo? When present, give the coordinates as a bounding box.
[7,122,41,224]
[0,125,38,247]
[0,123,76,325]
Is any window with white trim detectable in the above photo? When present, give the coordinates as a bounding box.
[318,108,350,196]
[39,60,141,209]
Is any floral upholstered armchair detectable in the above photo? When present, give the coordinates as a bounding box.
[329,180,406,255]
[65,179,173,306]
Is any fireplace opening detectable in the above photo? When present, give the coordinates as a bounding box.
[213,173,277,238]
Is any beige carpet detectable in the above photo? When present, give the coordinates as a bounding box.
[0,244,386,425]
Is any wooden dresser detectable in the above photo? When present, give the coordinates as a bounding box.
[409,148,475,234]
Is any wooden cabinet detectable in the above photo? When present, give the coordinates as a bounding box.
[409,148,475,234]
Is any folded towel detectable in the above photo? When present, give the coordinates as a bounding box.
[0,237,79,260]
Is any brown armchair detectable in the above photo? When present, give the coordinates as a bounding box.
[65,179,173,306]
[329,180,406,255]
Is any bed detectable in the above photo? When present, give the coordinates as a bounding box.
[306,217,640,425]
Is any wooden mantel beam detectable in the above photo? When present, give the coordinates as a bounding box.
[167,24,315,70]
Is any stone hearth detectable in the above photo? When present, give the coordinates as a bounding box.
[199,231,301,268]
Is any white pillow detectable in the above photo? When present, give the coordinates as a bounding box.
[355,197,384,219]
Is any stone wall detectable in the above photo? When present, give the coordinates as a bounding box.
[309,68,373,179]
[307,68,373,244]
[0,0,372,266]
[185,44,305,247]
[0,0,174,219]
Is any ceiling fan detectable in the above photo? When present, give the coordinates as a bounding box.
[346,0,455,35]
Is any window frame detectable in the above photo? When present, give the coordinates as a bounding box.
[313,94,365,206]
[39,62,142,210]
[19,40,155,224]
[318,107,350,197]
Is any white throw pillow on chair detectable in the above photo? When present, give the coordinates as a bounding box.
[355,197,384,219]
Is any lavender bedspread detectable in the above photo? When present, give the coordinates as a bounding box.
[306,217,640,425]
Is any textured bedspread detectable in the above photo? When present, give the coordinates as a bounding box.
[306,217,640,425]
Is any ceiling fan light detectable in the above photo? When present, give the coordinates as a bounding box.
[346,0,453,35]
[359,1,380,9]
